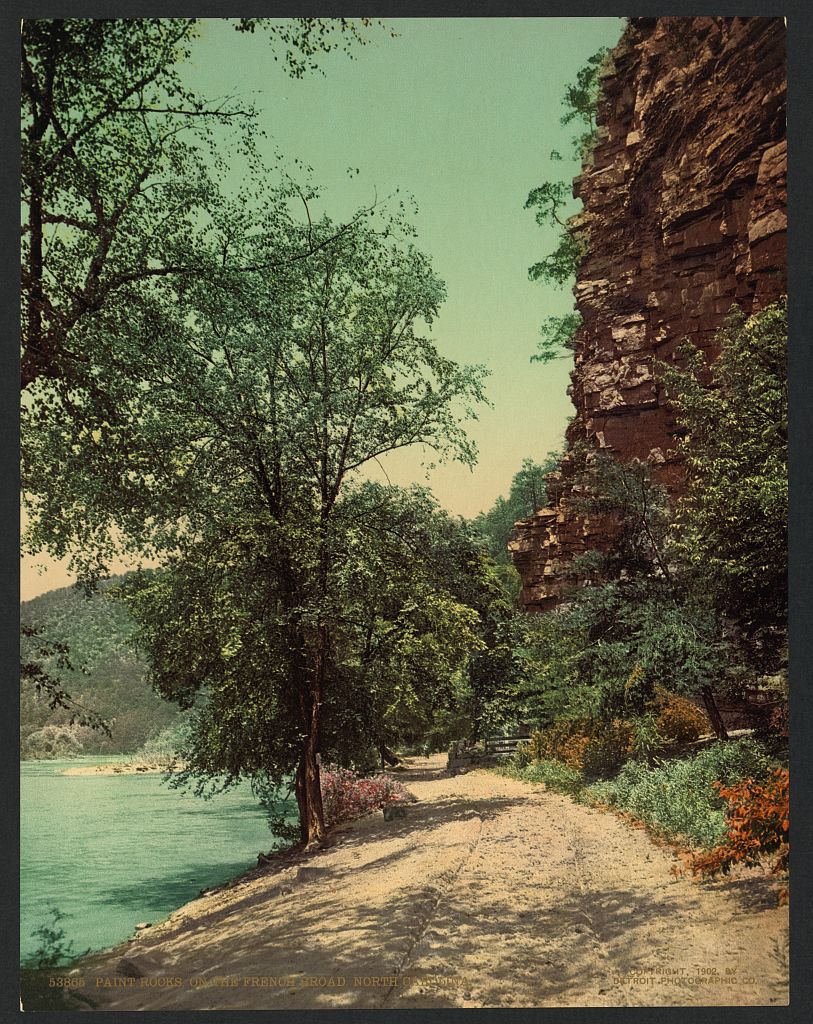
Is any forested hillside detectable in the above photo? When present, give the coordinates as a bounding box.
[21,580,181,758]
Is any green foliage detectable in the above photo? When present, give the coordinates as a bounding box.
[515,717,632,779]
[132,719,192,764]
[652,687,709,745]
[235,18,389,79]
[117,487,492,817]
[524,180,571,229]
[580,720,632,778]
[511,739,533,770]
[571,453,673,582]
[586,737,778,848]
[531,312,582,364]
[23,724,87,760]
[559,46,609,159]
[20,908,94,1011]
[24,907,77,970]
[527,229,587,288]
[487,440,747,737]
[20,623,110,741]
[250,774,301,847]
[21,17,383,391]
[629,713,663,764]
[491,572,727,733]
[661,301,788,664]
[525,46,607,356]
[24,200,492,839]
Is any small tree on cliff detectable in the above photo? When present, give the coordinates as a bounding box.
[24,204,487,844]
[525,46,608,362]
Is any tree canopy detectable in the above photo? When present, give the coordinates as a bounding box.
[20,17,381,391]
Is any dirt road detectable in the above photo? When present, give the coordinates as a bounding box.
[77,755,788,1009]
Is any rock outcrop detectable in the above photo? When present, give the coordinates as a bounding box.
[511,16,786,611]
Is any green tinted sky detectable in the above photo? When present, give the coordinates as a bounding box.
[22,16,623,600]
[188,16,623,517]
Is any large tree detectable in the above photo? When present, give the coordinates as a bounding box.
[122,485,488,797]
[24,206,487,844]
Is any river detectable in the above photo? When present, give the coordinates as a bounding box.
[20,758,295,963]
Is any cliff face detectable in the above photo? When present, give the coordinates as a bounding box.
[510,16,787,611]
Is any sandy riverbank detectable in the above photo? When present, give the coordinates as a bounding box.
[69,754,787,1010]
[61,762,183,776]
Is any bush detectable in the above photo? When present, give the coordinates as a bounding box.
[22,724,88,759]
[652,687,709,745]
[511,740,533,770]
[525,717,632,777]
[629,713,663,763]
[585,737,778,848]
[20,908,94,1011]
[133,720,191,764]
[319,765,414,827]
[533,720,590,770]
[581,719,633,777]
[690,767,789,878]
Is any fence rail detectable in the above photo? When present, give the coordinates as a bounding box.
[484,734,531,756]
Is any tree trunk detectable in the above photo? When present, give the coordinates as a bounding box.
[295,626,328,847]
[302,707,325,845]
[294,757,309,845]
[294,712,326,846]
[701,685,729,740]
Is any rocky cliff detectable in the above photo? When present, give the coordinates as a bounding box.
[510,16,786,611]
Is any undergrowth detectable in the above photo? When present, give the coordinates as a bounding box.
[498,736,780,850]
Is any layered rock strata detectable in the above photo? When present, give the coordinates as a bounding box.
[511,16,786,611]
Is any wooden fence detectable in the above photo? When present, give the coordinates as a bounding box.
[483,733,531,758]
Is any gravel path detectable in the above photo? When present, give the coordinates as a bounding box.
[77,755,788,1009]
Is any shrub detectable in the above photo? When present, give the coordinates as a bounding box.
[319,765,414,827]
[511,740,533,770]
[580,719,633,777]
[538,720,591,770]
[528,717,632,777]
[134,720,191,764]
[768,702,789,739]
[652,687,709,745]
[629,713,663,763]
[585,737,779,848]
[689,735,776,786]
[20,908,94,1011]
[690,767,789,878]
[22,723,90,760]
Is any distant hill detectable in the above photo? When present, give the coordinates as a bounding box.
[21,577,182,758]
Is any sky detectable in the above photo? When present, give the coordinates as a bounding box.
[21,16,624,601]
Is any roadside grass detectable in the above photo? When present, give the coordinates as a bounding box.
[491,736,781,852]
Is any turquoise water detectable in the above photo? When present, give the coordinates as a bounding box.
[20,758,294,963]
